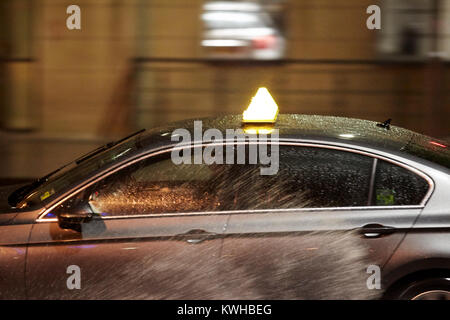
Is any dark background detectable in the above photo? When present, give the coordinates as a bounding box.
[0,0,449,182]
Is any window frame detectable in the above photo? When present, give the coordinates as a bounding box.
[36,140,434,222]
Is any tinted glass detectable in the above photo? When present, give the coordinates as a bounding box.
[51,144,375,217]
[372,160,429,206]
[50,149,245,217]
[85,154,223,216]
[233,146,373,209]
[18,138,140,208]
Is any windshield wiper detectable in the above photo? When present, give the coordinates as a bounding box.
[7,163,71,208]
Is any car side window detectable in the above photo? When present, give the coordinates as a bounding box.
[84,153,228,216]
[50,147,257,217]
[372,160,429,206]
[231,145,374,209]
[89,145,374,213]
[48,144,429,219]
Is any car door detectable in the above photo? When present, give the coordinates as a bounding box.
[25,149,230,299]
[219,143,430,299]
[0,220,30,299]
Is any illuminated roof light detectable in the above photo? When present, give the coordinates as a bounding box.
[243,87,279,123]
[243,125,274,134]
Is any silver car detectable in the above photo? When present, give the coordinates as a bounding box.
[0,114,449,299]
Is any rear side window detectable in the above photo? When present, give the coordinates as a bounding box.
[231,146,374,209]
[283,147,373,208]
[372,160,429,206]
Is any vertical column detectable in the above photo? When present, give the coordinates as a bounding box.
[0,0,36,130]
[425,0,446,137]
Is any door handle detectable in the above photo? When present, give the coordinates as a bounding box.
[360,223,396,238]
[180,229,215,244]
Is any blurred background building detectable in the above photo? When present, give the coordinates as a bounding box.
[0,0,449,180]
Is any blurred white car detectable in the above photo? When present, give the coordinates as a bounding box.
[201,1,286,60]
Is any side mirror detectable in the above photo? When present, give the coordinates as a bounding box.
[55,189,95,232]
[57,211,93,232]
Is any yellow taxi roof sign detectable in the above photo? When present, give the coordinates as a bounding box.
[242,87,279,123]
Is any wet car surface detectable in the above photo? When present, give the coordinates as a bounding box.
[0,114,449,299]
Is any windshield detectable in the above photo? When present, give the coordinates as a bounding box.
[14,138,140,209]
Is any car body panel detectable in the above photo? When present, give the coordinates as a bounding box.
[0,223,31,299]
[26,214,228,299]
[222,207,423,266]
[381,159,450,288]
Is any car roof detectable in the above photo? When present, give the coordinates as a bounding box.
[136,114,449,170]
